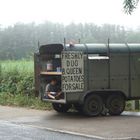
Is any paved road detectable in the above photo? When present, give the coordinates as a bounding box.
[0,121,96,140]
[0,106,140,140]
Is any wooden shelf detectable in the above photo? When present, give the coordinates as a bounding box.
[40,71,62,75]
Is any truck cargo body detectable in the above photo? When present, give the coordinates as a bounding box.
[34,43,140,116]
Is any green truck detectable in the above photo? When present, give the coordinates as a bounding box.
[34,43,140,116]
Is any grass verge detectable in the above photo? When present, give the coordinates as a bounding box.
[0,92,52,110]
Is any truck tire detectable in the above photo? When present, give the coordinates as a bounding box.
[83,94,103,116]
[106,94,125,116]
[52,103,71,113]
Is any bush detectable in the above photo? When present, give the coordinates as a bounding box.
[0,60,52,110]
[0,60,34,95]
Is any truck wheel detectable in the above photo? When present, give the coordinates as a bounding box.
[83,94,103,116]
[52,103,72,113]
[106,94,125,116]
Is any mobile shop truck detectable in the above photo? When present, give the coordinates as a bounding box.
[34,43,140,116]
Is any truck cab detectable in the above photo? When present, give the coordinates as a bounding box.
[34,43,140,116]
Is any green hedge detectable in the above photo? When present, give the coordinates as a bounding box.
[0,60,34,95]
[0,60,52,110]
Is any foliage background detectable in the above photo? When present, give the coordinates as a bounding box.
[0,22,140,60]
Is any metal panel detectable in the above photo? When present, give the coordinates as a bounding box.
[88,59,109,89]
[110,54,129,95]
[131,53,140,97]
[129,44,140,53]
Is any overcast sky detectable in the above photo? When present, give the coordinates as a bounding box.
[0,0,140,28]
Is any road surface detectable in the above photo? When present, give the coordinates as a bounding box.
[0,121,97,140]
[0,105,140,140]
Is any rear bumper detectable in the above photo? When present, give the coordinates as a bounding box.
[42,98,66,104]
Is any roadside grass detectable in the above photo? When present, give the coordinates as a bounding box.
[0,60,52,110]
[125,101,133,111]
[0,93,52,110]
[125,101,140,111]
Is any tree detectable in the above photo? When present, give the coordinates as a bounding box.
[124,0,139,14]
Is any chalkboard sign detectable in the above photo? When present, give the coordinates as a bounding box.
[61,51,84,92]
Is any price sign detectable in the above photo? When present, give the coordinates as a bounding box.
[61,51,84,92]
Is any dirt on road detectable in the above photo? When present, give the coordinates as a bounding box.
[0,105,140,139]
